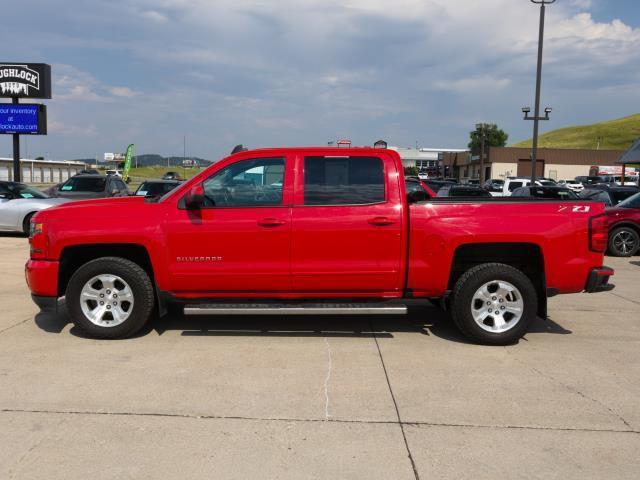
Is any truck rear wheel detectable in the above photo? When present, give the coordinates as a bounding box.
[450,263,537,345]
[66,257,155,339]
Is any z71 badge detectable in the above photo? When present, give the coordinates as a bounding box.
[558,205,590,213]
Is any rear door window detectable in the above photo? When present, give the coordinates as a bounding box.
[508,181,523,191]
[303,156,385,205]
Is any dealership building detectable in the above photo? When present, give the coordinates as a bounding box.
[0,157,87,183]
[442,147,628,181]
[390,146,467,175]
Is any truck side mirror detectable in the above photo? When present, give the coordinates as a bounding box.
[185,184,206,209]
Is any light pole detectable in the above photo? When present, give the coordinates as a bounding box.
[523,0,555,183]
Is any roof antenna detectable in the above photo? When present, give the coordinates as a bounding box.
[231,144,248,154]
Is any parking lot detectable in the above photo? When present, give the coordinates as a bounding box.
[0,235,639,479]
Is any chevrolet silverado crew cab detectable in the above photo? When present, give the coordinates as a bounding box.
[26,147,614,345]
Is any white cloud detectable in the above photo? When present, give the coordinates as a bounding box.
[48,121,98,137]
[54,64,140,102]
[434,76,511,93]
[570,0,593,9]
[139,10,169,23]
[108,87,139,98]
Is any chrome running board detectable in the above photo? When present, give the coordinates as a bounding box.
[183,303,407,316]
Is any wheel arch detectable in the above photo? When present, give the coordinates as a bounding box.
[22,211,38,232]
[58,244,155,297]
[609,221,640,236]
[448,242,547,318]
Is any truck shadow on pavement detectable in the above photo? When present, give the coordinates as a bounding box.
[0,232,27,238]
[34,303,571,344]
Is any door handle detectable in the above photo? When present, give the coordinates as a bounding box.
[258,218,286,227]
[368,216,395,226]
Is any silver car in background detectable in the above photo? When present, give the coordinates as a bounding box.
[0,182,68,234]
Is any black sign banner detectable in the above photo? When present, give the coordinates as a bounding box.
[0,63,52,99]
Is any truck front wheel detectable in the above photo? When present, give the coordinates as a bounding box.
[66,257,155,339]
[450,263,537,345]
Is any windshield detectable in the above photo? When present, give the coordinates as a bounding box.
[8,183,48,199]
[611,190,639,204]
[59,177,106,193]
[616,191,640,209]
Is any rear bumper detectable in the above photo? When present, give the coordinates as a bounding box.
[31,294,58,314]
[585,266,615,293]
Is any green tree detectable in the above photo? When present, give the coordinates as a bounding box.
[468,124,509,153]
[404,166,419,176]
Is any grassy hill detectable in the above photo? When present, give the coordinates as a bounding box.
[512,113,640,150]
[70,154,213,167]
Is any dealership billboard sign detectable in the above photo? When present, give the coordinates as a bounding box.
[0,104,47,135]
[0,63,52,99]
[1,62,51,182]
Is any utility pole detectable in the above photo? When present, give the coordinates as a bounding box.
[474,123,490,184]
[12,98,21,182]
[523,0,555,183]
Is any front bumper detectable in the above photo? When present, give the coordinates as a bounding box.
[585,266,615,293]
[25,259,59,297]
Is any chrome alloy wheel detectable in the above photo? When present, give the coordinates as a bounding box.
[612,230,637,255]
[79,274,135,327]
[471,280,524,333]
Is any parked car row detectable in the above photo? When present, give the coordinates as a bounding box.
[0,173,184,234]
[405,175,640,257]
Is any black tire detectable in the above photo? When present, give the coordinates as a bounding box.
[66,257,155,339]
[608,227,640,257]
[22,212,36,235]
[450,263,538,346]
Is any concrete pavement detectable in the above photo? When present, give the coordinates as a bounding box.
[1,235,639,479]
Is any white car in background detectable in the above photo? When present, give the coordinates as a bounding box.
[500,177,555,196]
[558,179,584,192]
[0,182,68,234]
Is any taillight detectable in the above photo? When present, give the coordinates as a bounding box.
[29,221,48,259]
[589,214,608,253]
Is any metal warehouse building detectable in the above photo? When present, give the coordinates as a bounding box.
[390,146,467,175]
[0,158,87,183]
[443,147,626,181]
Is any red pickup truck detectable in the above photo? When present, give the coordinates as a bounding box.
[26,147,614,345]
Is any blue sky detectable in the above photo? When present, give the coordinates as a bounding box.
[1,0,640,160]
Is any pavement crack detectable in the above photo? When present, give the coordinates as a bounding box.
[505,347,635,431]
[0,316,31,336]
[609,292,640,306]
[370,319,421,480]
[2,408,638,435]
[323,337,332,420]
[8,416,65,479]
